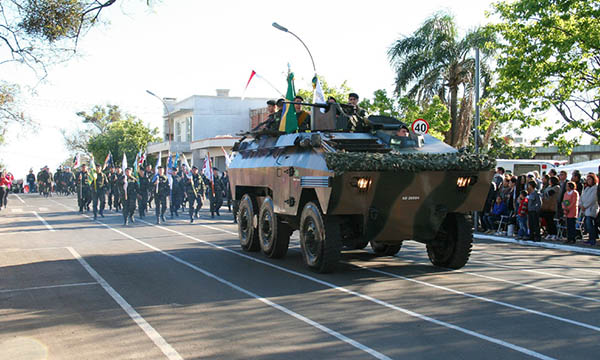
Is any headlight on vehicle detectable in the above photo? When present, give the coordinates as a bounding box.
[351,177,372,192]
[457,176,477,188]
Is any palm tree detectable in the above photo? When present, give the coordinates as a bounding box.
[388,13,493,148]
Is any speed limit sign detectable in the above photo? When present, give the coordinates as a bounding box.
[411,118,429,135]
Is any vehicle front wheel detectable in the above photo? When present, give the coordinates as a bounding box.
[426,213,473,269]
[299,202,341,273]
[258,196,291,258]
[238,194,259,252]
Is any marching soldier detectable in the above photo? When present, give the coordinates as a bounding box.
[77,164,92,213]
[185,166,205,223]
[170,167,185,218]
[120,167,139,225]
[110,167,122,211]
[92,164,108,220]
[153,166,169,224]
[138,168,149,218]
[206,168,223,218]
[145,164,154,209]
[107,167,116,210]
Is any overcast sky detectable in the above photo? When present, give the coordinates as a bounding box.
[1,0,498,178]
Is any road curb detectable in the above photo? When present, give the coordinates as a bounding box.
[474,234,600,256]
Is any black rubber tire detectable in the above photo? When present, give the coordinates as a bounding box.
[258,197,291,258]
[370,241,402,256]
[238,194,259,252]
[350,237,370,250]
[299,202,341,273]
[426,213,473,269]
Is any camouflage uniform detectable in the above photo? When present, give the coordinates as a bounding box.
[185,173,205,222]
[120,174,139,225]
[92,170,108,219]
[76,170,92,212]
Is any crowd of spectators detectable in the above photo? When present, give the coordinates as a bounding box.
[479,166,598,246]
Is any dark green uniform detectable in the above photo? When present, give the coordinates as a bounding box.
[76,170,91,212]
[154,174,169,223]
[109,171,122,211]
[206,178,223,218]
[138,173,149,218]
[185,173,205,222]
[120,174,139,225]
[92,170,108,219]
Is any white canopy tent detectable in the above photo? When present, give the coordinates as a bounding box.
[555,159,600,177]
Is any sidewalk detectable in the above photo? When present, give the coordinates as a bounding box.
[474,232,600,256]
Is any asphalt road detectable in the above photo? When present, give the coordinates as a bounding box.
[1,193,599,360]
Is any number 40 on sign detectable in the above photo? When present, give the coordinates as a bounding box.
[411,118,429,135]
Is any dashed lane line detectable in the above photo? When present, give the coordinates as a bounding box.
[0,282,98,294]
[86,216,392,360]
[67,247,184,360]
[475,233,600,256]
[468,259,598,284]
[13,194,25,204]
[31,211,55,232]
[137,219,555,360]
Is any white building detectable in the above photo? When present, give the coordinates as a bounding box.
[147,89,269,171]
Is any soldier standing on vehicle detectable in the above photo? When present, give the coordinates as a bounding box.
[153,166,169,224]
[294,95,311,131]
[120,167,139,225]
[92,164,108,220]
[207,168,223,218]
[77,164,92,213]
[347,93,368,132]
[185,166,205,223]
[137,168,149,218]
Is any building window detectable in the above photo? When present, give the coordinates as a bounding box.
[175,122,182,142]
[186,116,192,142]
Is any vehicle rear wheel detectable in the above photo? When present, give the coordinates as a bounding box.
[426,213,473,269]
[258,196,291,258]
[238,194,259,252]
[299,202,341,273]
[370,241,402,256]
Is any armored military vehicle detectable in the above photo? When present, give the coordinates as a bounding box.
[228,102,494,273]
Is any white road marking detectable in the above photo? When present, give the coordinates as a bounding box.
[141,220,555,360]
[13,194,25,204]
[354,264,600,332]
[475,233,600,256]
[0,230,47,237]
[0,246,70,252]
[91,218,391,360]
[66,247,183,360]
[0,282,98,294]
[10,208,23,213]
[38,207,48,211]
[32,211,55,232]
[469,259,598,284]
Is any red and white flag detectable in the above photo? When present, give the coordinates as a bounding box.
[241,70,257,101]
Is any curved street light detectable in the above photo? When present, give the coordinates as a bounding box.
[146,89,173,143]
[272,22,316,73]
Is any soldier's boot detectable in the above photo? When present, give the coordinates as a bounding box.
[93,212,97,220]
[79,207,83,214]
[216,209,220,217]
[211,212,214,219]
[156,215,160,224]
[161,214,166,223]
[100,210,104,218]
[123,215,128,226]
[129,215,135,224]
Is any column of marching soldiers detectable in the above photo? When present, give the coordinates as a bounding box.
[73,162,231,225]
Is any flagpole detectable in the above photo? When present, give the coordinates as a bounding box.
[272,23,316,74]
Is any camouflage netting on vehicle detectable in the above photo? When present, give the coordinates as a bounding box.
[324,150,496,173]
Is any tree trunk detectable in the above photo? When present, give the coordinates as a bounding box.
[456,87,473,148]
[446,85,459,146]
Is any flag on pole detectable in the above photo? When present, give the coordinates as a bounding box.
[102,152,113,170]
[312,74,326,113]
[139,150,146,167]
[202,153,214,196]
[181,153,192,179]
[122,153,127,173]
[241,70,257,101]
[279,71,298,133]
[133,152,140,183]
[221,146,232,167]
[167,152,173,190]
[73,154,81,169]
[152,151,161,191]
[88,155,97,186]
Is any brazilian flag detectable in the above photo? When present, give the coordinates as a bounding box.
[278,72,298,133]
[88,155,97,186]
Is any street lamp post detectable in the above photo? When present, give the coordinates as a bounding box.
[272,22,316,73]
[146,90,173,144]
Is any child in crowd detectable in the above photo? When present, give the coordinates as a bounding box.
[562,181,579,244]
[517,190,529,240]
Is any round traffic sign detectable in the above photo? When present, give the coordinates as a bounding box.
[411,118,429,134]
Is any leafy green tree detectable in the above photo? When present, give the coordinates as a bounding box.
[87,118,159,167]
[296,77,353,105]
[63,104,126,153]
[491,0,600,152]
[486,136,536,160]
[388,12,494,148]
[359,89,401,118]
